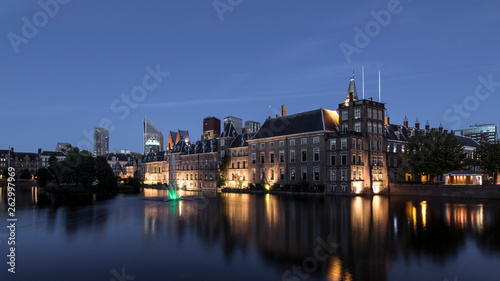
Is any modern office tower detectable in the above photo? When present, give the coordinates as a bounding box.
[244,121,261,133]
[223,116,243,134]
[94,127,109,156]
[56,142,71,152]
[459,124,498,144]
[143,117,164,154]
[202,117,221,140]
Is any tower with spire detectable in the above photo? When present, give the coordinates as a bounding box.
[336,71,388,194]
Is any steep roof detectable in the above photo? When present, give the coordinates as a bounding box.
[14,152,39,161]
[40,151,65,157]
[455,135,479,147]
[347,77,358,101]
[230,132,256,148]
[252,108,339,140]
[220,122,238,138]
[101,153,133,162]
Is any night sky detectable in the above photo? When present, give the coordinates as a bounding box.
[2,0,499,153]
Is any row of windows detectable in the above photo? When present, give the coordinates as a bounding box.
[251,137,321,150]
[176,160,216,170]
[231,162,246,169]
[173,173,215,181]
[251,167,321,181]
[252,148,321,164]
[343,108,384,121]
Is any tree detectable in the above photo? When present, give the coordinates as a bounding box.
[217,154,230,188]
[95,156,117,190]
[2,169,8,179]
[20,168,32,180]
[476,142,500,184]
[401,128,466,181]
[35,168,53,187]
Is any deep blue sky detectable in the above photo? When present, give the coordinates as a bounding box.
[2,0,499,153]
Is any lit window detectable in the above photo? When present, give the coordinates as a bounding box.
[341,138,347,150]
[314,167,320,181]
[355,108,361,119]
[330,139,336,150]
[290,167,296,181]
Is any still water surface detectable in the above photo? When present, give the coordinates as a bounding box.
[1,186,500,281]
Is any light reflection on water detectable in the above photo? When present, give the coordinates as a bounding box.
[1,186,500,281]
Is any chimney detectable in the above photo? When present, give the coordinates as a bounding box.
[403,116,408,128]
[425,121,430,131]
[281,105,287,117]
[384,116,390,126]
[38,148,42,154]
[276,114,280,118]
[113,148,117,154]
[415,118,420,130]
[368,97,372,101]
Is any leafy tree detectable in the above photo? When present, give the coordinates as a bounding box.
[20,168,32,180]
[95,156,117,190]
[2,169,8,179]
[217,154,230,188]
[476,142,500,184]
[35,168,53,187]
[401,128,466,180]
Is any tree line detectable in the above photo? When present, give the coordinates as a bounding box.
[401,128,500,184]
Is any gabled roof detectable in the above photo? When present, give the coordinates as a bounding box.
[230,132,256,148]
[40,151,65,157]
[171,140,189,154]
[101,153,133,162]
[113,160,122,171]
[14,152,39,161]
[220,122,238,138]
[252,108,339,140]
[455,135,479,147]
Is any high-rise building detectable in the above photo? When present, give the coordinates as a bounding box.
[202,117,221,140]
[56,142,71,152]
[223,116,243,134]
[94,127,109,156]
[143,117,164,154]
[244,121,261,133]
[459,124,498,144]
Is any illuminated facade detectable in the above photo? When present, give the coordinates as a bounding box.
[247,76,389,194]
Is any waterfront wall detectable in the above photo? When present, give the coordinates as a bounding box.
[389,183,500,199]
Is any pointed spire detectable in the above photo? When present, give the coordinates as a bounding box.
[345,71,359,103]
